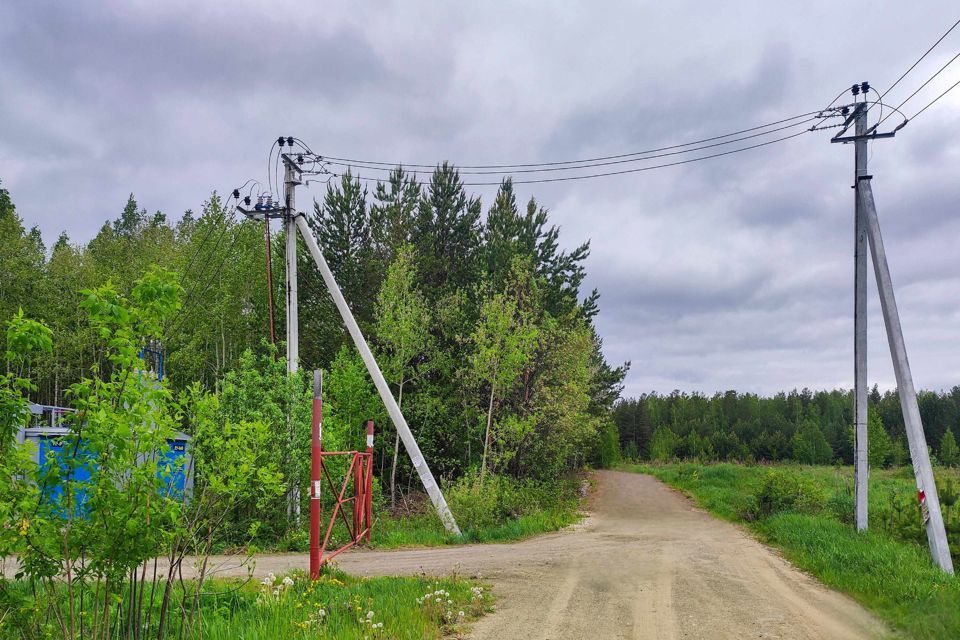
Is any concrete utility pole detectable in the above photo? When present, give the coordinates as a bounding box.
[284,143,302,523]
[294,214,462,535]
[833,86,954,573]
[285,154,300,374]
[853,104,869,532]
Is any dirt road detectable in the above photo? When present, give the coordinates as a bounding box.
[198,470,887,639]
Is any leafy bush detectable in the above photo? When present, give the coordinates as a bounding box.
[445,475,577,532]
[751,469,826,518]
[826,485,855,525]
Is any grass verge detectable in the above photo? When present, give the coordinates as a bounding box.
[622,462,960,640]
[270,475,584,551]
[0,568,492,640]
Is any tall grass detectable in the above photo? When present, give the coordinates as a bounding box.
[624,462,960,639]
[269,475,584,551]
[0,568,491,640]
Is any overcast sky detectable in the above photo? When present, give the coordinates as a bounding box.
[2,1,959,398]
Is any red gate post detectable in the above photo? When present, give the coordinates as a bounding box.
[365,421,374,542]
[309,371,323,580]
[353,449,362,540]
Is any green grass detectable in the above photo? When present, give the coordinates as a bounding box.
[372,501,581,548]
[621,462,960,639]
[0,568,492,640]
[270,475,584,551]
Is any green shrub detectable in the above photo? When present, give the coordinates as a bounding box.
[445,475,577,532]
[827,487,855,525]
[751,469,826,518]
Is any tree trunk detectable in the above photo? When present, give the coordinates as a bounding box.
[480,382,496,482]
[390,380,404,509]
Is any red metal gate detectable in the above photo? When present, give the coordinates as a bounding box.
[310,371,375,578]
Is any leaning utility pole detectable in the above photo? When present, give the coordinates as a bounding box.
[295,213,461,535]
[239,137,461,535]
[833,85,954,574]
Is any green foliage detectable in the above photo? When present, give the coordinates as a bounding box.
[940,428,959,468]
[791,420,834,464]
[0,172,625,548]
[0,570,492,640]
[890,438,910,467]
[750,469,827,518]
[868,410,893,468]
[614,387,960,468]
[372,475,581,547]
[470,262,539,479]
[650,427,679,461]
[375,246,432,505]
[0,271,287,639]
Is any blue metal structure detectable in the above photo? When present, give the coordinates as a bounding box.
[17,404,194,513]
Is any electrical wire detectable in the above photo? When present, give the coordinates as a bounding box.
[321,117,819,176]
[329,129,812,187]
[176,191,237,292]
[163,207,236,338]
[908,75,960,122]
[877,17,960,102]
[317,111,823,171]
[267,139,278,197]
[876,50,960,128]
[164,223,243,339]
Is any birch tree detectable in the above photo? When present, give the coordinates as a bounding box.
[470,288,538,481]
[375,246,432,507]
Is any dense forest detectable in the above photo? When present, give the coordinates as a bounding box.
[0,169,626,511]
[614,387,960,467]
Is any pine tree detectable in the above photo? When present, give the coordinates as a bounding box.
[370,167,421,268]
[414,163,482,296]
[867,410,892,468]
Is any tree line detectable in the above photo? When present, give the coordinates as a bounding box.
[614,387,960,467]
[0,169,626,512]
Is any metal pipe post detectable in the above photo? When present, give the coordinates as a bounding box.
[859,181,954,574]
[309,370,323,579]
[294,214,462,534]
[853,106,869,531]
[365,420,374,542]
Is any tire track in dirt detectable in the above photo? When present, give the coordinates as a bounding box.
[177,470,890,639]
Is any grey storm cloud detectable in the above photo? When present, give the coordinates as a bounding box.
[1,0,959,398]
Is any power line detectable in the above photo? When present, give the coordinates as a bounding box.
[318,110,823,171]
[163,210,235,337]
[330,129,812,187]
[164,224,243,338]
[877,17,960,102]
[876,50,960,128]
[909,75,960,122]
[177,192,236,285]
[323,117,819,176]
